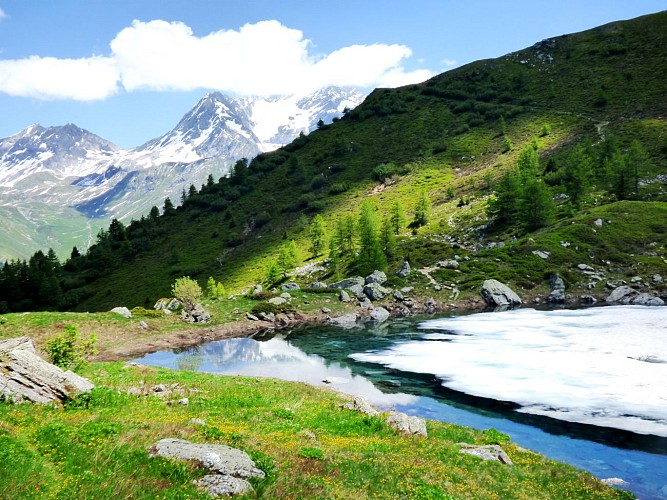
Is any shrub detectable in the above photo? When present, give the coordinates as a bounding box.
[171,276,202,312]
[206,277,226,299]
[481,428,511,445]
[299,447,324,459]
[46,325,97,372]
[130,307,163,318]
[372,162,397,182]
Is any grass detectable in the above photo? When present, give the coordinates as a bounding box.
[0,363,633,499]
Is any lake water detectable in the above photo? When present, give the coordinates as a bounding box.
[134,305,667,499]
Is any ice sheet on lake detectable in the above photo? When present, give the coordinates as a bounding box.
[351,306,667,436]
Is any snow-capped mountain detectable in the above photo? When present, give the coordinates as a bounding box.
[0,86,365,261]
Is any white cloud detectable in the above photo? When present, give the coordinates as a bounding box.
[0,19,431,100]
[0,8,6,20]
[441,58,458,68]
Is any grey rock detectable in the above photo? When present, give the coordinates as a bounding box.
[347,284,366,300]
[148,438,265,480]
[193,474,254,497]
[364,283,391,301]
[580,295,598,304]
[548,274,566,303]
[369,307,390,324]
[245,312,259,321]
[606,286,637,304]
[459,444,513,465]
[110,306,132,318]
[178,398,189,406]
[653,274,663,284]
[280,282,300,291]
[325,314,358,329]
[257,312,275,322]
[601,478,628,487]
[267,297,287,306]
[424,297,437,312]
[341,395,380,416]
[437,259,459,269]
[632,293,664,306]
[532,250,550,259]
[154,299,181,311]
[321,307,332,314]
[386,411,427,437]
[279,292,292,300]
[181,303,211,323]
[190,418,207,427]
[480,279,522,307]
[434,285,442,291]
[396,261,411,278]
[577,264,595,272]
[358,297,374,310]
[330,277,365,289]
[339,290,351,303]
[594,218,603,227]
[393,290,404,301]
[401,287,414,294]
[630,276,643,283]
[310,281,328,289]
[365,270,388,285]
[139,320,148,329]
[251,284,263,297]
[0,337,94,404]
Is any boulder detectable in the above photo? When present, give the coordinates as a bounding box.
[154,299,181,311]
[632,293,664,306]
[148,438,264,497]
[393,290,404,301]
[280,282,300,291]
[110,306,132,318]
[181,303,211,323]
[369,307,390,324]
[458,444,513,465]
[396,261,411,278]
[347,284,366,300]
[341,395,380,416]
[326,314,358,329]
[424,297,437,313]
[386,411,427,437]
[437,260,459,270]
[330,277,365,289]
[246,312,259,321]
[480,279,522,308]
[365,270,387,285]
[532,250,550,260]
[577,263,595,272]
[339,290,351,303]
[364,283,391,301]
[251,284,263,297]
[310,281,328,289]
[606,286,637,304]
[0,337,94,404]
[267,297,288,306]
[548,274,566,303]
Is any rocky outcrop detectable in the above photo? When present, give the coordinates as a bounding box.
[341,395,380,416]
[154,298,181,311]
[480,279,522,308]
[0,337,94,404]
[386,411,427,437]
[148,438,264,497]
[181,303,211,323]
[605,286,664,305]
[364,283,391,301]
[459,443,513,465]
[548,274,566,303]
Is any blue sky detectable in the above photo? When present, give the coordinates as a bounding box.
[0,0,665,148]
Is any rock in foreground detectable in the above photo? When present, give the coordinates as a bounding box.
[0,337,94,404]
[480,279,522,308]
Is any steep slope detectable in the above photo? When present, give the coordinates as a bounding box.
[0,87,365,261]
[2,11,666,312]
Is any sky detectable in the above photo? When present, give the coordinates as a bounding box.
[0,1,665,148]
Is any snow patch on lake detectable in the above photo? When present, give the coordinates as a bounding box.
[351,306,667,436]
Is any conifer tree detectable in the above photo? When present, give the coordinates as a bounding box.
[390,200,406,235]
[412,192,431,228]
[380,216,397,259]
[277,240,298,278]
[357,201,387,274]
[309,214,326,257]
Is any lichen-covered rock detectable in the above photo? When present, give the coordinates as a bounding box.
[369,307,390,324]
[330,277,365,289]
[480,279,522,307]
[341,395,380,416]
[606,286,636,304]
[280,282,300,291]
[365,270,387,285]
[364,283,391,301]
[459,443,513,465]
[339,290,351,303]
[326,314,358,329]
[396,261,411,278]
[386,411,427,437]
[548,274,566,303]
[0,337,94,404]
[193,474,254,497]
[181,303,211,323]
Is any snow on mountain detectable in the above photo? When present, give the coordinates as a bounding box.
[0,86,366,261]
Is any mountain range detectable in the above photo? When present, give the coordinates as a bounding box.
[0,86,365,261]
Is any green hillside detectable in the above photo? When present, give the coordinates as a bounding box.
[1,11,666,312]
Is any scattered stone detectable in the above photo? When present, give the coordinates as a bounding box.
[267,297,287,306]
[153,384,167,393]
[0,337,94,404]
[339,290,351,303]
[386,411,427,437]
[358,297,374,310]
[480,279,522,308]
[577,264,595,272]
[246,312,259,321]
[279,292,292,300]
[580,295,598,304]
[256,312,275,322]
[251,284,263,297]
[601,478,629,487]
[110,306,132,318]
[401,287,414,294]
[341,395,380,416]
[178,398,189,406]
[297,430,317,441]
[594,218,603,227]
[154,298,181,311]
[148,438,264,497]
[632,293,664,306]
[365,270,388,285]
[437,259,459,269]
[434,285,442,292]
[181,303,211,323]
[424,297,437,313]
[325,314,358,329]
[280,282,300,291]
[369,307,390,324]
[364,283,391,301]
[347,284,366,300]
[653,274,663,284]
[330,277,365,289]
[606,286,637,304]
[139,320,148,329]
[532,250,550,260]
[459,444,513,465]
[321,307,332,314]
[393,290,404,301]
[548,274,566,303]
[560,241,571,248]
[310,281,327,289]
[630,276,643,283]
[396,261,411,278]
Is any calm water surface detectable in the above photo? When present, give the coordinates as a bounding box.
[134,306,667,499]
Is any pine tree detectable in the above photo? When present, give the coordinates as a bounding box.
[380,216,397,259]
[412,192,432,228]
[277,241,298,278]
[627,140,650,199]
[519,177,555,230]
[309,215,326,257]
[357,201,387,274]
[390,201,406,235]
[487,169,522,225]
[562,144,593,206]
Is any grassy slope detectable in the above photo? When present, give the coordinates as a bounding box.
[65,11,667,312]
[0,363,631,499]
